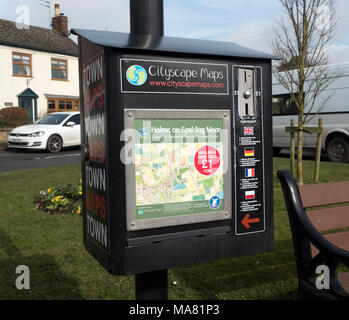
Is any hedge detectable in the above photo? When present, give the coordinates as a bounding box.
[0,107,30,128]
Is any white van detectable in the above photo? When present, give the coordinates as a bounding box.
[272,62,349,163]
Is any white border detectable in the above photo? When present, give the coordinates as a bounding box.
[124,108,232,231]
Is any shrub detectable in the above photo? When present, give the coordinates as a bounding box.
[0,107,30,128]
[34,180,82,215]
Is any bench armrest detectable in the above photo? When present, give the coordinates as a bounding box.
[277,170,349,267]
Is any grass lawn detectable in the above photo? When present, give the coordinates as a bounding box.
[0,157,348,300]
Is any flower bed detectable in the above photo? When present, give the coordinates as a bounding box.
[34,180,82,215]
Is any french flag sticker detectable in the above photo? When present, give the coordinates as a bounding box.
[245,190,255,200]
[245,168,255,178]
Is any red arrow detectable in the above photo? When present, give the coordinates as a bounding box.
[241,214,260,229]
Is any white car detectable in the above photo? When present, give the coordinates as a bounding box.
[8,112,81,153]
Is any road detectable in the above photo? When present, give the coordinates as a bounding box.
[0,147,81,172]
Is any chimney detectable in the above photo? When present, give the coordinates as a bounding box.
[54,3,60,17]
[52,4,69,37]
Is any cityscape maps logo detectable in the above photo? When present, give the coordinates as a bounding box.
[137,128,149,137]
[209,196,221,209]
[126,65,147,86]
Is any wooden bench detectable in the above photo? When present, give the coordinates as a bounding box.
[278,170,349,300]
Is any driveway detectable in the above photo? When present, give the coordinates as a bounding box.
[0,147,81,172]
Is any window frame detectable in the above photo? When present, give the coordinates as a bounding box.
[12,52,32,78]
[47,98,80,113]
[51,58,68,81]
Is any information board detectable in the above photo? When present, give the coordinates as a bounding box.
[232,65,266,235]
[124,109,232,231]
[120,58,229,95]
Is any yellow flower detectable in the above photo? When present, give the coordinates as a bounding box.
[75,205,82,215]
[79,191,82,195]
[47,188,52,193]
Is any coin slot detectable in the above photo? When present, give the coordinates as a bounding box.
[238,68,256,119]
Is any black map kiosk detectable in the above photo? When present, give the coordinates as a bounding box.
[72,0,276,300]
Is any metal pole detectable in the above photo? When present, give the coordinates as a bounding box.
[290,119,295,175]
[314,118,323,184]
[130,0,164,36]
[130,0,168,300]
[135,269,168,300]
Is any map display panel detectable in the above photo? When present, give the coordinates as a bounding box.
[124,109,232,231]
[134,118,224,220]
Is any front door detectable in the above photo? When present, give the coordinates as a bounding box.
[21,98,34,123]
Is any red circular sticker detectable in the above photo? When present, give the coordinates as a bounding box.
[194,146,221,176]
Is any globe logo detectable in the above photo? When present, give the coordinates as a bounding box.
[209,196,221,209]
[137,128,149,137]
[126,65,147,86]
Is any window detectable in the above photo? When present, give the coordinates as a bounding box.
[36,113,70,125]
[66,114,80,125]
[51,58,68,81]
[66,101,72,110]
[272,94,298,116]
[59,100,66,110]
[48,100,55,111]
[12,52,32,77]
[47,99,80,112]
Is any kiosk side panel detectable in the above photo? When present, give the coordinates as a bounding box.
[79,37,111,271]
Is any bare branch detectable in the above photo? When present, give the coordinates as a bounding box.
[272,0,340,183]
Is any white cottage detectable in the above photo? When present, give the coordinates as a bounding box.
[0,4,79,123]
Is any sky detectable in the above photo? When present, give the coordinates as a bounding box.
[0,0,349,64]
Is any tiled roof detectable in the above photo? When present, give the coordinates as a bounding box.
[0,19,78,57]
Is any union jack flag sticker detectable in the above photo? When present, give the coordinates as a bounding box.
[244,127,254,136]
